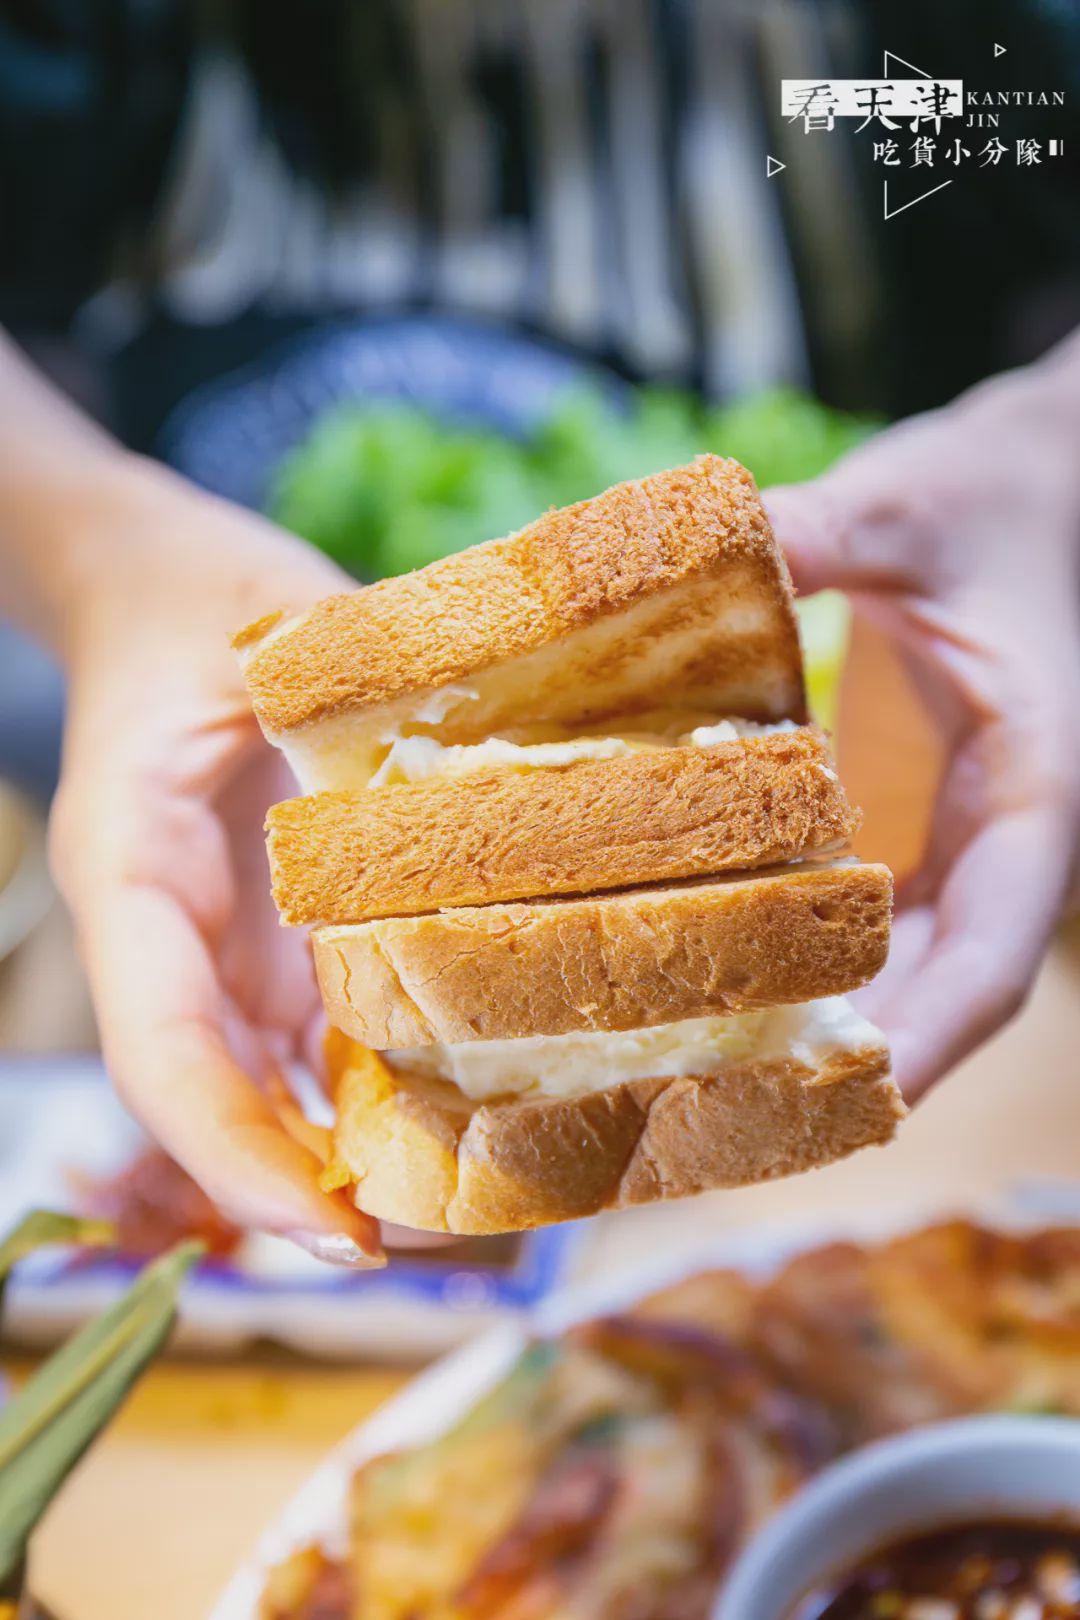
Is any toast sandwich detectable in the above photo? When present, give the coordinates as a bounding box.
[237,455,903,1233]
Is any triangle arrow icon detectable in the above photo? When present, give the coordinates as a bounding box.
[766,155,786,179]
[884,178,953,219]
[883,50,933,78]
[994,42,1007,57]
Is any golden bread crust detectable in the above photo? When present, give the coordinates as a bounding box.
[267,729,858,924]
[314,862,893,1046]
[237,456,804,734]
[328,1038,905,1235]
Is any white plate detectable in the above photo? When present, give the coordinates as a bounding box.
[209,1198,1080,1620]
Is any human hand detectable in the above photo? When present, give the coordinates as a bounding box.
[47,460,385,1264]
[766,349,1080,1102]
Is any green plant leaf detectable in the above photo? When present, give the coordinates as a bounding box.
[0,1240,202,1583]
[0,1211,115,1317]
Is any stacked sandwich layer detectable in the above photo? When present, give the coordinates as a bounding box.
[237,455,904,1234]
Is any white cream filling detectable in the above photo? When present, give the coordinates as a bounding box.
[245,569,808,793]
[383,995,880,1102]
[369,716,799,787]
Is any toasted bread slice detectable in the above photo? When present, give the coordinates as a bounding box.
[236,456,805,792]
[314,860,892,1047]
[325,1019,904,1235]
[268,728,857,925]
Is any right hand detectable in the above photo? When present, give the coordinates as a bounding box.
[766,348,1080,1103]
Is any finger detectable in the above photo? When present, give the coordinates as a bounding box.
[863,603,1079,1099]
[849,905,934,1024]
[76,875,385,1265]
[763,476,922,599]
[887,637,1079,913]
[214,749,323,1039]
[763,481,852,595]
[874,802,1075,1104]
[302,1003,332,1093]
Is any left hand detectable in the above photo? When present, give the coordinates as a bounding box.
[48,460,385,1265]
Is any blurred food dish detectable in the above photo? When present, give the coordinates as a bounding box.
[159,315,877,547]
[160,316,622,515]
[0,783,50,967]
[212,1215,1080,1620]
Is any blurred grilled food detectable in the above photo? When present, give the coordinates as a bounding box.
[260,1219,1080,1620]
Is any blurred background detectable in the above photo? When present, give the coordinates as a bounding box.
[1,3,1079,1617]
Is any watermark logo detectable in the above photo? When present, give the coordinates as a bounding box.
[774,48,1066,219]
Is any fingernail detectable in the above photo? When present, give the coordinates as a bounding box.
[284,1230,386,1269]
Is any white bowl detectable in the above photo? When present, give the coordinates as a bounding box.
[718,1415,1080,1620]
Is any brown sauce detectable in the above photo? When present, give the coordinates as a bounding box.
[790,1519,1080,1619]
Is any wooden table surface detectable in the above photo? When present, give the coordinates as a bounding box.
[7,623,1080,1620]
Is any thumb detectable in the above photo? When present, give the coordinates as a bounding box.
[763,477,858,596]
